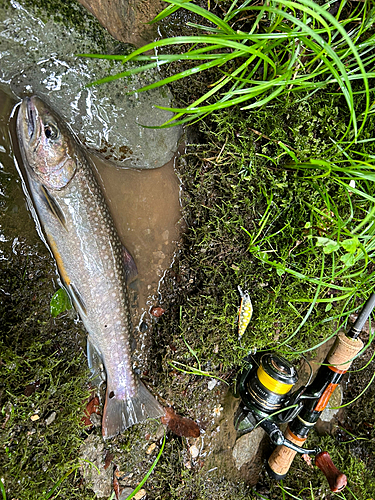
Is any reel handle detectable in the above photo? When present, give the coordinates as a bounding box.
[315,451,347,492]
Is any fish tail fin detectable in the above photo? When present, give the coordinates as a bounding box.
[102,380,164,439]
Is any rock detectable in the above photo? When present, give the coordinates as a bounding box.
[78,0,166,47]
[189,444,199,459]
[320,384,343,422]
[119,488,146,500]
[315,384,344,435]
[232,427,265,470]
[207,378,217,390]
[134,489,147,499]
[45,411,56,426]
[80,434,113,498]
[146,442,157,454]
[119,487,134,499]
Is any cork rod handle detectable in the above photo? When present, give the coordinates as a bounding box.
[267,428,306,479]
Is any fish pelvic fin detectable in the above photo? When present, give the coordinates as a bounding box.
[102,379,164,440]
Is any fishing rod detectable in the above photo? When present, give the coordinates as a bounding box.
[235,292,375,492]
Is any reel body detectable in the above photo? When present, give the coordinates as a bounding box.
[238,353,298,421]
[235,353,316,455]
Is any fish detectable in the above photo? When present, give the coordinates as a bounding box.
[16,95,164,439]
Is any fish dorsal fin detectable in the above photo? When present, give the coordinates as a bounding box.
[123,246,138,284]
[40,185,66,229]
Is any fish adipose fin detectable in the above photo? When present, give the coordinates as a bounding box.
[102,380,164,439]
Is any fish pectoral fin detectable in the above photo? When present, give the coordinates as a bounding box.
[40,185,67,229]
[68,282,87,317]
[87,336,106,386]
[122,245,138,284]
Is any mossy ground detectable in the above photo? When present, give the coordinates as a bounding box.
[0,242,97,499]
[146,84,375,498]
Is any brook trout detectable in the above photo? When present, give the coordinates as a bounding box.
[16,96,164,439]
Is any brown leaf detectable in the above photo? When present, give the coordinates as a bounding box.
[161,407,200,438]
[150,306,165,317]
[82,395,100,427]
[104,452,114,470]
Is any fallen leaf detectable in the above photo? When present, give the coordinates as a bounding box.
[161,407,200,438]
[150,306,165,317]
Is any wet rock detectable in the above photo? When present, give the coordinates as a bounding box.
[315,384,343,435]
[320,385,343,422]
[78,0,165,47]
[232,427,265,470]
[119,488,135,499]
[80,434,113,498]
[208,378,218,390]
[189,444,199,459]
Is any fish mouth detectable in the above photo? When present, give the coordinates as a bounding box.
[25,96,37,140]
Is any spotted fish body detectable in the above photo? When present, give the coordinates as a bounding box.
[238,286,253,340]
[16,96,164,439]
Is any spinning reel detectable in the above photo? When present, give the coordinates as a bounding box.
[235,352,317,455]
[235,293,375,492]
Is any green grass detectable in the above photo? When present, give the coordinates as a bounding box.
[80,0,374,135]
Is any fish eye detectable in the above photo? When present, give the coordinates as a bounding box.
[44,123,59,140]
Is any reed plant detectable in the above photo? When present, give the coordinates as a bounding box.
[80,0,374,137]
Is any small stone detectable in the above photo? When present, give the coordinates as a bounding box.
[189,444,199,459]
[207,379,217,390]
[320,385,343,422]
[45,411,56,426]
[232,427,265,470]
[30,414,40,421]
[119,488,134,499]
[134,489,146,500]
[90,413,102,427]
[146,443,156,454]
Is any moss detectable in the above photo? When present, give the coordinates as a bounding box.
[0,247,95,499]
[148,78,375,497]
[3,0,111,52]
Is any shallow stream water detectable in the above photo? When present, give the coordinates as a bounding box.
[0,0,181,170]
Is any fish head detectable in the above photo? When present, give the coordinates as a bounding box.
[17,96,78,190]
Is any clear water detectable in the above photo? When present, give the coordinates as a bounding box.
[0,0,182,169]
